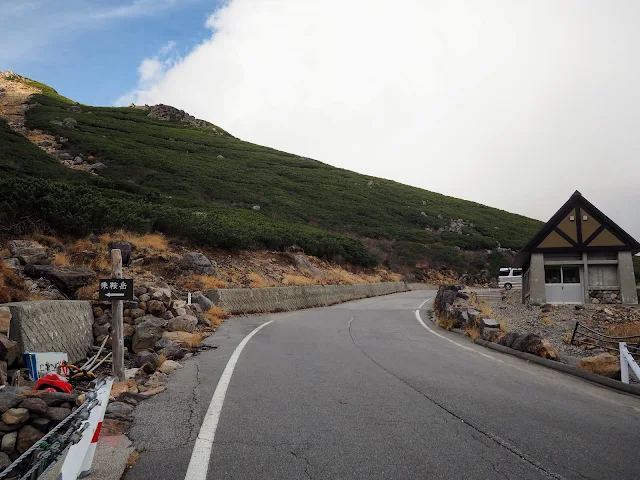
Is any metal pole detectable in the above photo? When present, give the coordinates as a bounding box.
[620,342,629,384]
[111,249,125,381]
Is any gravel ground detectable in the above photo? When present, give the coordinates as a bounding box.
[481,291,640,367]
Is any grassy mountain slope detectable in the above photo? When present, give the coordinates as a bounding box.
[1,75,543,273]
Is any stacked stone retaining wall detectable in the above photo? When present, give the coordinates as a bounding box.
[205,282,410,314]
[4,301,93,363]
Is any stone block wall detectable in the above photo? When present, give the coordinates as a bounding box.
[589,290,622,305]
[205,282,409,314]
[4,301,93,363]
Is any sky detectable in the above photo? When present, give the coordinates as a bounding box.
[2,0,639,240]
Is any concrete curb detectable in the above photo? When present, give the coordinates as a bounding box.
[474,338,640,397]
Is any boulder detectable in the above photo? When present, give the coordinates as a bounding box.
[31,417,50,432]
[160,310,174,321]
[94,312,111,325]
[108,241,134,265]
[105,402,134,421]
[0,335,18,367]
[130,308,146,320]
[90,162,107,171]
[1,431,17,454]
[134,286,148,297]
[155,337,176,350]
[46,407,71,422]
[24,264,96,295]
[180,252,216,275]
[481,327,503,342]
[159,345,186,361]
[510,333,558,360]
[9,240,50,265]
[133,351,159,371]
[479,318,500,332]
[123,324,135,338]
[152,290,172,308]
[578,354,621,379]
[147,300,166,316]
[2,408,29,425]
[19,398,48,415]
[134,314,164,326]
[62,117,78,128]
[0,451,9,469]
[41,392,76,407]
[162,331,201,346]
[496,332,519,349]
[0,421,21,432]
[132,317,167,353]
[0,307,11,336]
[159,360,183,374]
[138,293,151,302]
[0,392,24,413]
[2,258,21,271]
[172,307,187,317]
[168,315,198,333]
[17,425,44,453]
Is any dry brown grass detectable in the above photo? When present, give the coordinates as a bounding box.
[76,283,97,301]
[53,252,71,266]
[436,315,457,331]
[541,316,552,325]
[247,272,275,288]
[0,263,29,303]
[283,274,317,286]
[208,305,230,320]
[201,311,223,327]
[605,322,640,339]
[465,325,481,341]
[183,332,203,348]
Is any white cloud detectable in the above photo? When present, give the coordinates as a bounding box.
[115,40,180,106]
[120,0,640,239]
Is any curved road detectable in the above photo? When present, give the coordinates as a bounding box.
[128,291,640,479]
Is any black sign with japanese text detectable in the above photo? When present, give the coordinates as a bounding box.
[99,279,134,301]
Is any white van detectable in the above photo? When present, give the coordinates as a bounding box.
[498,267,522,290]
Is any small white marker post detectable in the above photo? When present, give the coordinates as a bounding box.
[110,249,125,381]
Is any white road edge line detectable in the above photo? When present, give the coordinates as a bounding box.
[413,309,503,362]
[417,297,432,309]
[184,320,274,480]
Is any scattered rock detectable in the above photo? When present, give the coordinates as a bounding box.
[168,315,198,333]
[0,392,23,414]
[67,105,82,113]
[90,162,107,171]
[159,360,182,374]
[1,431,17,454]
[479,318,500,332]
[41,392,76,407]
[180,252,216,275]
[9,240,51,265]
[17,425,44,453]
[130,308,146,320]
[192,294,213,311]
[133,351,159,372]
[160,310,174,321]
[46,407,72,422]
[24,264,96,295]
[62,117,78,128]
[162,331,200,346]
[2,408,29,425]
[105,402,134,421]
[31,417,50,432]
[0,335,19,367]
[578,353,620,379]
[217,154,224,159]
[0,451,9,469]
[132,316,167,353]
[2,258,21,271]
[147,300,166,316]
[18,398,48,415]
[158,345,185,361]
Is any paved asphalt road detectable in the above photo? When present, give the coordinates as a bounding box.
[128,291,640,479]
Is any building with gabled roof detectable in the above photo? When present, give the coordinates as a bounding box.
[515,191,639,305]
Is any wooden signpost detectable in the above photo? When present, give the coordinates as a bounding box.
[98,249,133,382]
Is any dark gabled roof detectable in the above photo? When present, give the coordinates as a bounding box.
[515,191,640,267]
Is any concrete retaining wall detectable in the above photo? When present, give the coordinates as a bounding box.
[5,300,93,363]
[205,282,409,314]
[406,283,437,291]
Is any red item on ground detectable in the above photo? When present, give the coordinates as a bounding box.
[34,373,73,393]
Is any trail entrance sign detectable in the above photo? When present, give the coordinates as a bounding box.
[98,278,134,301]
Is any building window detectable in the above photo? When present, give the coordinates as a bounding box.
[563,267,580,284]
[545,267,561,284]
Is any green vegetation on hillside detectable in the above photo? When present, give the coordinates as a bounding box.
[1,76,543,272]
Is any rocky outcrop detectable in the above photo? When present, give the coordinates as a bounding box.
[147,104,225,134]
[179,252,217,275]
[24,264,96,296]
[9,241,51,266]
